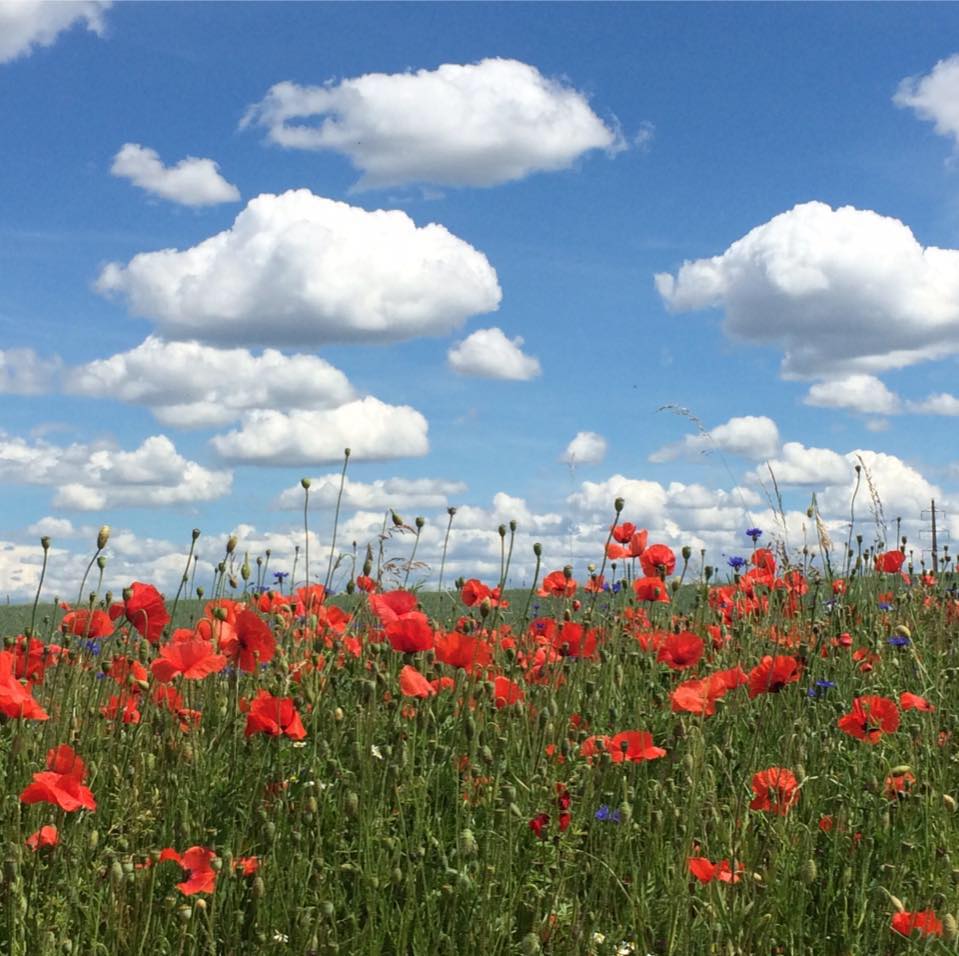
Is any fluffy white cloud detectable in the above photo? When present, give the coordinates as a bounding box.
[96,189,501,347]
[560,431,607,465]
[26,516,77,538]
[803,374,902,414]
[276,475,466,511]
[65,336,356,428]
[566,474,669,526]
[895,54,959,148]
[0,432,231,510]
[907,392,959,416]
[0,348,61,394]
[655,201,959,378]
[745,441,851,487]
[241,58,623,189]
[0,0,109,63]
[649,415,780,463]
[447,327,541,380]
[817,450,941,530]
[110,143,240,207]
[210,397,429,466]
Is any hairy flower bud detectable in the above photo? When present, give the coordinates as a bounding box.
[97,525,111,550]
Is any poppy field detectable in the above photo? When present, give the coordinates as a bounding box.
[1,508,958,956]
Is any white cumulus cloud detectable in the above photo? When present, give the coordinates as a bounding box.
[0,348,61,394]
[447,327,541,380]
[210,397,429,466]
[276,475,466,511]
[0,0,109,63]
[560,431,607,465]
[96,189,501,347]
[65,336,356,428]
[649,415,780,463]
[655,201,959,378]
[241,58,623,189]
[111,143,240,207]
[895,54,959,148]
[907,392,959,416]
[0,432,231,510]
[803,374,903,415]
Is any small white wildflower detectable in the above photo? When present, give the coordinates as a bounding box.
[292,741,307,749]
[272,931,289,943]
[371,744,383,760]
[591,933,607,946]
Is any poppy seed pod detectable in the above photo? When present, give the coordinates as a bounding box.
[40,536,50,551]
[614,497,625,514]
[533,543,542,557]
[300,477,311,489]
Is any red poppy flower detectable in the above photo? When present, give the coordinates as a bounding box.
[752,548,776,576]
[159,846,217,895]
[11,635,60,684]
[875,549,906,574]
[234,856,259,876]
[529,812,551,839]
[611,522,637,544]
[385,611,435,653]
[657,632,704,671]
[25,825,59,852]
[688,856,743,884]
[883,770,916,800]
[100,693,141,724]
[244,689,306,740]
[632,576,670,603]
[747,655,802,698]
[749,767,799,816]
[151,637,228,683]
[433,630,492,672]
[110,582,170,644]
[899,692,934,712]
[60,609,114,639]
[399,664,436,699]
[640,543,676,578]
[369,590,418,624]
[356,574,377,593]
[607,731,666,763]
[891,910,943,938]
[606,529,648,560]
[219,609,276,672]
[152,685,202,731]
[671,679,717,717]
[538,570,577,598]
[492,675,524,708]
[550,621,599,660]
[20,745,96,812]
[0,650,48,721]
[837,695,900,743]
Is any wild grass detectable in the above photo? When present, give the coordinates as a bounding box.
[0,513,957,956]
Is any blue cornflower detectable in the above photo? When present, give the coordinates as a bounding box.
[878,601,894,612]
[82,639,101,655]
[887,635,910,648]
[273,571,289,583]
[745,528,763,543]
[595,804,622,823]
[727,555,747,571]
[807,680,836,698]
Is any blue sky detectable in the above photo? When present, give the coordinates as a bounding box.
[3,1,959,599]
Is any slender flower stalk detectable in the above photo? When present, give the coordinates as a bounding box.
[437,507,457,593]
[325,448,351,591]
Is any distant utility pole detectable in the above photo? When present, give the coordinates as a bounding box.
[920,499,949,573]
